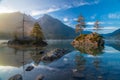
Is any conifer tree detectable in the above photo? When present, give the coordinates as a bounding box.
[94,20,100,32]
[75,15,86,34]
[30,22,44,41]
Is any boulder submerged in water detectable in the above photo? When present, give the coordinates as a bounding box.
[25,66,34,71]
[41,48,70,62]
[36,74,44,80]
[8,74,22,80]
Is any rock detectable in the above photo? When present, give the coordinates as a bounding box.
[73,72,85,79]
[71,33,104,55]
[36,74,44,80]
[72,32,104,48]
[41,48,70,62]
[98,76,103,80]
[72,69,78,73]
[8,74,22,80]
[25,66,34,71]
[39,51,45,54]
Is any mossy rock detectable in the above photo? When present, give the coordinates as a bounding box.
[72,32,104,48]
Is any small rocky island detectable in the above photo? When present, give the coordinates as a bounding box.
[8,22,47,47]
[72,32,104,48]
[71,15,104,49]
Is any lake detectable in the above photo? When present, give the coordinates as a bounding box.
[0,40,120,80]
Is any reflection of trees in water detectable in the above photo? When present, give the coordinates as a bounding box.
[74,54,102,80]
[75,54,86,71]
[12,46,45,66]
[74,44,104,70]
[73,45,104,80]
[8,47,44,80]
[30,47,43,66]
[93,57,101,70]
[75,45,104,56]
[75,45,103,70]
[13,48,18,55]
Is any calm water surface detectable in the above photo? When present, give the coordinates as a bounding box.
[0,40,120,80]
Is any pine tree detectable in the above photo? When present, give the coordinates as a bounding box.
[94,20,100,32]
[30,22,44,41]
[75,15,86,34]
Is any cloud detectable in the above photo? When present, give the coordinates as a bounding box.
[30,0,100,16]
[31,8,60,16]
[0,0,100,16]
[63,17,68,22]
[0,6,17,13]
[108,13,120,19]
[86,21,104,25]
[87,22,95,25]
[91,14,96,19]
[85,26,118,30]
[84,26,119,34]
[73,18,77,21]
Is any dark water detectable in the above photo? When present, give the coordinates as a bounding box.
[0,40,120,80]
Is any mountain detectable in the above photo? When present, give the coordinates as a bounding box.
[0,12,91,39]
[103,29,120,40]
[106,41,120,51]
[37,14,76,39]
[37,14,91,39]
[0,12,35,39]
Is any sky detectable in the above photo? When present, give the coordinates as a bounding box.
[0,0,120,33]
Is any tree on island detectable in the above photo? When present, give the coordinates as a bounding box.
[75,15,86,34]
[93,20,100,32]
[30,22,44,41]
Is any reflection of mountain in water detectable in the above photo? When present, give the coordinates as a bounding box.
[106,40,120,51]
[46,40,74,51]
[0,40,73,67]
[0,48,32,67]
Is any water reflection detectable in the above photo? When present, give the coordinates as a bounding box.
[1,40,120,80]
[30,48,44,66]
[75,54,86,71]
[106,40,120,51]
[72,43,105,80]
[5,40,73,80]
[73,44,104,56]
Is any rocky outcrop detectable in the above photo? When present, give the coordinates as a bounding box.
[72,32,104,48]
[7,37,47,48]
[41,48,70,62]
[25,66,34,71]
[30,48,70,64]
[71,32,104,55]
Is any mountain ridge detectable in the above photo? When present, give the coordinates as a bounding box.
[1,12,120,40]
[103,28,120,40]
